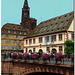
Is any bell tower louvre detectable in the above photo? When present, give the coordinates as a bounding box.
[21,0,37,31]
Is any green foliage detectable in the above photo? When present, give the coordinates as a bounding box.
[64,40,74,54]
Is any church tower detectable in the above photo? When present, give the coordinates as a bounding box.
[21,0,30,22]
[21,0,37,31]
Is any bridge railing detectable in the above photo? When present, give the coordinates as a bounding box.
[1,53,74,65]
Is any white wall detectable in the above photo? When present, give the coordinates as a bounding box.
[24,32,68,54]
[68,19,74,31]
[24,32,67,47]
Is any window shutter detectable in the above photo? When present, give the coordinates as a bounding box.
[44,37,47,45]
[50,36,52,44]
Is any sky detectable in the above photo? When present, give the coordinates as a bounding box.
[1,0,74,27]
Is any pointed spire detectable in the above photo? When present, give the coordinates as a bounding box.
[25,0,27,2]
[23,0,28,8]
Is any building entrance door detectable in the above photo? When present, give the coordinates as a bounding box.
[39,49,43,57]
[52,49,56,53]
[29,50,32,53]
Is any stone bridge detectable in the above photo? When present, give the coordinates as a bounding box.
[1,59,74,75]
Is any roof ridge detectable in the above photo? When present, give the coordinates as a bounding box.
[5,23,20,26]
[24,11,74,38]
[39,11,74,25]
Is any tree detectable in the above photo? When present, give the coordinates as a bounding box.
[64,40,74,54]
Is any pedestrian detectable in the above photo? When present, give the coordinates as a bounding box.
[29,52,32,60]
[9,52,11,58]
[4,52,5,59]
[47,51,50,55]
[51,53,54,61]
[6,52,8,59]
[47,51,50,62]
[8,52,10,59]
[68,54,70,61]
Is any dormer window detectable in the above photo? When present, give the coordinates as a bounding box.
[49,20,51,22]
[47,30,49,32]
[61,21,64,23]
[54,18,56,20]
[52,29,53,31]
[14,31,16,34]
[45,21,47,23]
[63,27,64,29]
[66,20,68,21]
[18,27,20,29]
[7,26,9,27]
[69,14,71,15]
[41,32,43,33]
[56,23,58,25]
[8,30,10,33]
[64,15,67,17]
[13,26,15,29]
[58,28,59,30]
[51,24,53,26]
[59,17,61,19]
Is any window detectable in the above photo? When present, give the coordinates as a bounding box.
[46,36,49,42]
[6,40,8,43]
[33,38,35,44]
[1,39,3,43]
[59,34,62,41]
[13,40,17,44]
[18,36,21,38]
[52,35,56,41]
[1,45,3,49]
[47,47,50,51]
[8,30,10,33]
[6,40,11,44]
[5,34,9,37]
[16,35,18,38]
[15,46,18,50]
[71,33,74,40]
[14,31,16,34]
[19,46,22,50]
[13,35,16,38]
[33,48,35,53]
[29,39,32,45]
[9,40,11,44]
[4,45,8,49]
[11,46,14,50]
[39,37,42,43]
[26,48,28,53]
[19,40,22,44]
[59,46,62,51]
[13,35,21,38]
[1,35,3,38]
[26,40,28,45]
[9,46,12,50]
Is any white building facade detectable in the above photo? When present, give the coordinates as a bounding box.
[24,11,74,54]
